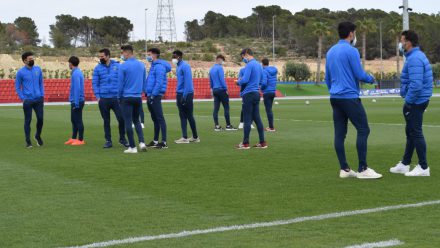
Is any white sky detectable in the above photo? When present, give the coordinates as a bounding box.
[1,0,439,43]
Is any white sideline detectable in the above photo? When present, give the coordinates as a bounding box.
[344,239,404,248]
[62,200,440,248]
[2,93,440,107]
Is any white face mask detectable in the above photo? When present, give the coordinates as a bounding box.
[350,35,357,47]
[399,42,405,54]
[172,59,178,65]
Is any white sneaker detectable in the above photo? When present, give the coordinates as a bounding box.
[141,123,145,129]
[238,123,244,129]
[124,147,138,154]
[251,124,255,129]
[390,161,410,174]
[405,165,430,177]
[139,142,147,151]
[174,137,190,144]
[132,124,135,129]
[339,169,357,178]
[189,137,200,143]
[357,168,383,179]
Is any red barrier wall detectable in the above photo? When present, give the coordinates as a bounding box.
[0,78,283,103]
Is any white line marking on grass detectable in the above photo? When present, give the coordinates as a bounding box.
[344,239,404,248]
[63,200,440,248]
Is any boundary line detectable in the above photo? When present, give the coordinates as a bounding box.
[344,239,404,248]
[63,200,440,248]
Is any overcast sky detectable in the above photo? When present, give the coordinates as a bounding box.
[1,0,439,43]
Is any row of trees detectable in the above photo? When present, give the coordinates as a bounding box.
[0,15,133,51]
[185,6,440,79]
[0,17,40,48]
[49,15,133,48]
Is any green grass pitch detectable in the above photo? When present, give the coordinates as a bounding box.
[1,97,440,247]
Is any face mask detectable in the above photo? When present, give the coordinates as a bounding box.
[120,55,126,61]
[350,35,357,47]
[147,56,153,63]
[172,59,179,65]
[99,58,107,64]
[219,60,224,65]
[243,58,249,64]
[28,60,35,67]
[399,42,405,54]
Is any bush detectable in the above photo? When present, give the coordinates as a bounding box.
[202,53,214,62]
[202,40,218,53]
[432,64,440,80]
[284,61,311,87]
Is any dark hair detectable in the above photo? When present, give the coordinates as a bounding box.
[216,54,225,61]
[121,45,134,52]
[148,48,161,57]
[338,22,357,39]
[22,51,34,61]
[262,58,269,66]
[241,48,253,56]
[68,56,80,67]
[401,30,419,47]
[99,48,111,57]
[173,50,183,57]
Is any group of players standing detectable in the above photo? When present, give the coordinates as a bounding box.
[14,46,278,153]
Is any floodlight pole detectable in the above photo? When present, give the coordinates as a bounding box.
[145,8,149,53]
[272,15,276,62]
[401,0,411,31]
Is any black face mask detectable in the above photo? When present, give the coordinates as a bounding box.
[100,58,107,64]
[28,60,35,67]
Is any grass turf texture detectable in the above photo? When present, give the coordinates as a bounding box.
[0,97,439,247]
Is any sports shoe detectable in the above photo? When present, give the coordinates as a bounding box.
[225,125,238,131]
[34,135,43,146]
[251,124,255,129]
[71,140,86,146]
[390,161,410,174]
[214,125,223,132]
[26,141,33,148]
[189,137,200,143]
[339,169,357,178]
[64,138,77,145]
[119,139,129,148]
[265,127,276,132]
[357,168,383,179]
[132,124,135,129]
[124,147,138,154]
[253,142,268,149]
[235,143,250,150]
[141,123,145,129]
[139,142,147,151]
[405,165,430,177]
[156,142,168,149]
[175,137,190,144]
[103,141,113,148]
[238,122,244,129]
[146,141,159,148]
